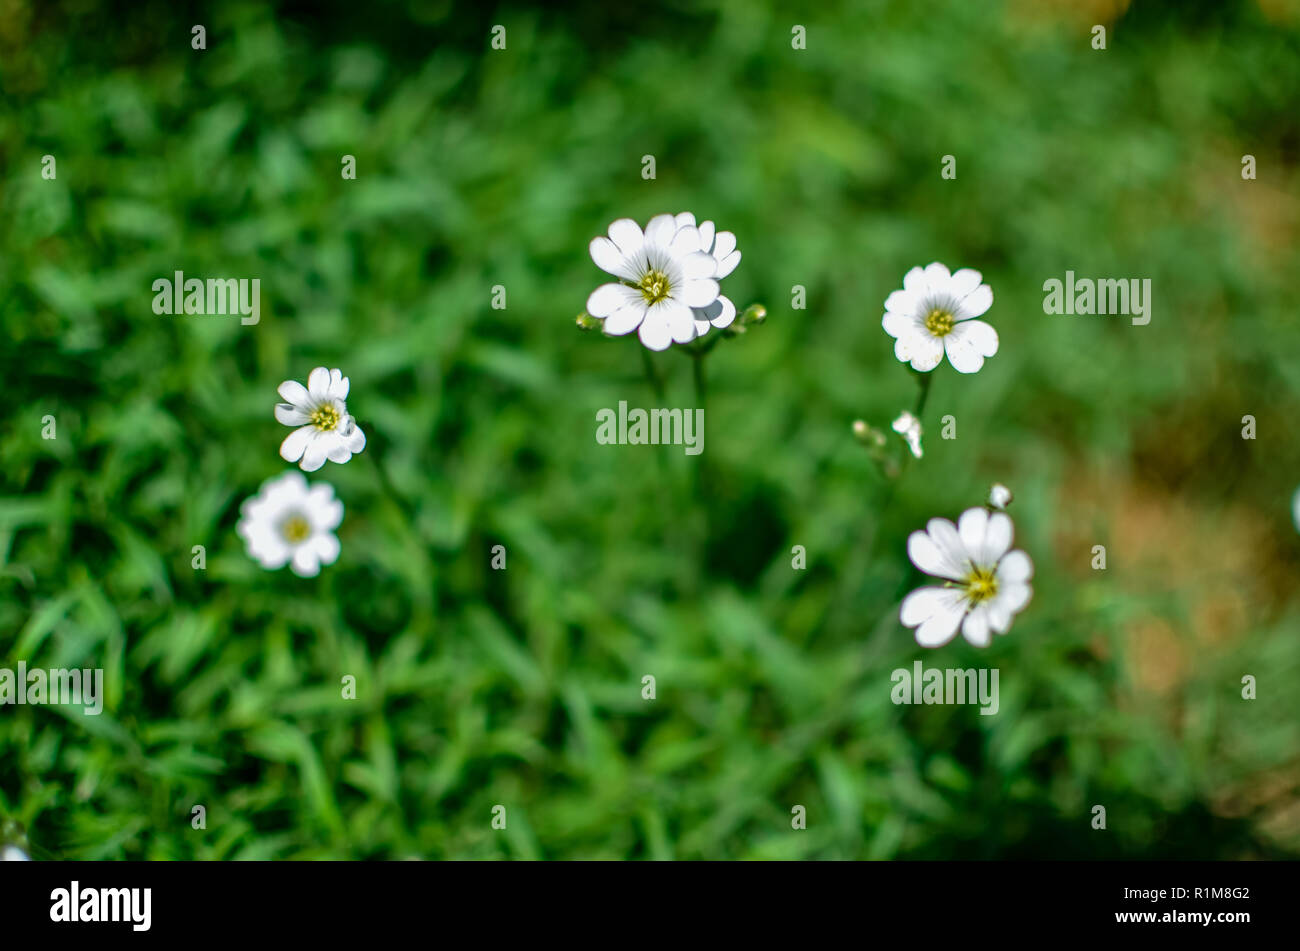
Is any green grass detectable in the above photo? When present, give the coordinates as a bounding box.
[2,0,1299,859]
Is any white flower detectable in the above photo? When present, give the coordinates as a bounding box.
[989,483,1013,510]
[892,411,923,459]
[900,507,1033,648]
[882,262,998,373]
[1293,486,1300,534]
[276,367,366,472]
[236,471,343,577]
[585,213,721,351]
[675,212,741,339]
[1,845,29,861]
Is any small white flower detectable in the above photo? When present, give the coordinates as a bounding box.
[1,845,29,861]
[1293,486,1300,534]
[276,367,366,472]
[891,411,923,459]
[882,262,998,373]
[989,483,1013,510]
[236,471,343,578]
[675,211,741,339]
[585,213,721,351]
[900,506,1033,648]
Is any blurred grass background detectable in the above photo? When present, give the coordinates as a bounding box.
[2,0,1299,859]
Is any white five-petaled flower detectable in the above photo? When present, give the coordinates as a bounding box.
[276,367,366,472]
[882,263,998,373]
[586,213,722,351]
[236,471,343,578]
[892,411,924,459]
[900,506,1033,648]
[678,212,741,339]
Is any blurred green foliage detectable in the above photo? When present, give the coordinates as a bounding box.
[1,0,1299,859]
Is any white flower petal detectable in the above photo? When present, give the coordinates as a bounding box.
[902,266,927,297]
[997,550,1034,583]
[923,262,952,296]
[997,581,1033,614]
[962,606,993,647]
[674,211,697,230]
[882,310,918,340]
[714,249,741,279]
[669,225,702,256]
[914,595,966,648]
[709,295,736,328]
[679,251,717,281]
[604,299,647,336]
[958,507,990,563]
[301,437,330,472]
[343,424,366,454]
[307,367,331,402]
[590,237,638,281]
[907,522,967,581]
[275,403,309,426]
[280,426,316,463]
[290,546,321,577]
[895,329,944,372]
[638,314,673,351]
[944,319,998,373]
[644,213,677,249]
[884,289,918,315]
[679,277,719,308]
[948,268,983,301]
[278,380,311,408]
[608,218,644,258]
[713,231,737,260]
[957,284,993,318]
[329,369,350,401]
[654,300,696,344]
[312,532,341,567]
[697,221,716,251]
[587,282,636,318]
[901,585,960,627]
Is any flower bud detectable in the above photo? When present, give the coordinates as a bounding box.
[576,312,603,331]
[989,483,1013,510]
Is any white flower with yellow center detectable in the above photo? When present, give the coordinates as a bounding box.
[276,367,366,472]
[882,263,998,373]
[674,211,741,339]
[586,213,721,351]
[900,507,1033,648]
[236,471,343,577]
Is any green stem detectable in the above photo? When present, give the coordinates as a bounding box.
[691,350,708,499]
[641,348,665,402]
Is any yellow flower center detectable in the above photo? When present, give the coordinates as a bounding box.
[637,269,671,306]
[925,308,955,337]
[964,567,999,605]
[310,404,340,431]
[280,513,312,544]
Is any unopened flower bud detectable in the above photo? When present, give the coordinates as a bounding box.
[576,312,603,331]
[989,483,1013,510]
